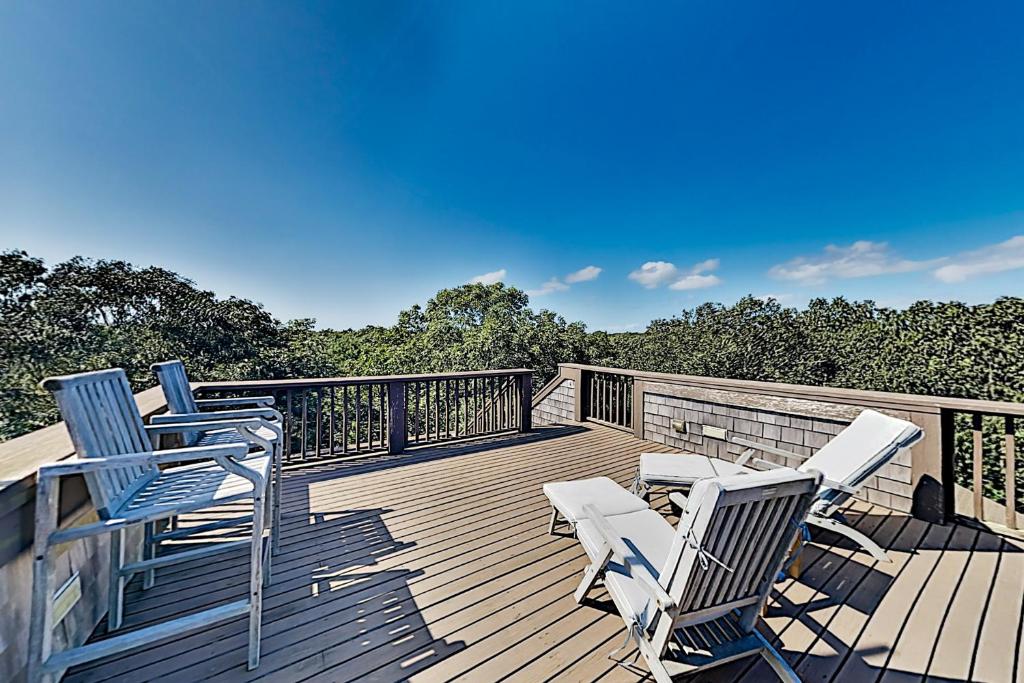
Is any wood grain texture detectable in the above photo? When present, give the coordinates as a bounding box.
[60,423,1022,683]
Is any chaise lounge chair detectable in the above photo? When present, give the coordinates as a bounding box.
[571,468,822,682]
[632,409,923,562]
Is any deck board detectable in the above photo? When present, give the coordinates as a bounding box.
[64,423,1022,683]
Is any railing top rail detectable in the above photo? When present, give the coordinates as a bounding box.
[193,368,533,393]
[558,363,1024,417]
[0,385,169,496]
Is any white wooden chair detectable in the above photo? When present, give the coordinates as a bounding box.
[632,409,923,561]
[28,369,274,682]
[151,360,283,554]
[573,468,822,682]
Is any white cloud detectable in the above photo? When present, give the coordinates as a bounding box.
[769,241,936,285]
[629,258,721,290]
[526,264,602,296]
[526,278,571,296]
[933,235,1024,283]
[468,268,507,285]
[564,265,602,283]
[629,261,680,288]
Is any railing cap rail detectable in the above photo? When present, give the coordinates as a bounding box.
[193,368,533,393]
[558,363,1024,417]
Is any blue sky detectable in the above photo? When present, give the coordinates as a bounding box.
[2,2,1023,331]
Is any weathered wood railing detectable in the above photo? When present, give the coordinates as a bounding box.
[949,410,1021,530]
[196,369,533,462]
[533,363,1024,530]
[583,370,633,431]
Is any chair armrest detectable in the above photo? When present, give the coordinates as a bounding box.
[752,458,788,470]
[582,504,675,611]
[150,408,280,424]
[668,491,689,509]
[731,436,804,462]
[38,443,250,476]
[821,477,858,495]
[145,417,267,436]
[196,396,275,408]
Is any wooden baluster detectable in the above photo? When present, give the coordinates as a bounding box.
[1006,416,1017,530]
[315,388,322,457]
[414,381,421,444]
[300,389,309,459]
[329,387,336,455]
[454,379,461,437]
[342,385,349,454]
[285,390,294,462]
[434,380,441,440]
[379,385,386,450]
[972,413,984,520]
[355,384,362,451]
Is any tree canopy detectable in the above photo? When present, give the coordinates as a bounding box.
[2,250,1022,444]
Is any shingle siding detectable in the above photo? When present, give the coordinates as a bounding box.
[532,379,575,426]
[641,389,914,513]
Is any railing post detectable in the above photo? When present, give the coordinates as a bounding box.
[632,378,645,440]
[519,373,532,432]
[562,366,585,423]
[388,381,407,454]
[911,409,952,524]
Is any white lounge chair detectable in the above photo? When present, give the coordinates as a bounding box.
[572,468,822,682]
[28,369,275,682]
[151,360,283,554]
[632,409,923,562]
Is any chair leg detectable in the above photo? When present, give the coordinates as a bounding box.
[574,546,613,604]
[247,488,266,670]
[273,443,282,553]
[548,507,559,535]
[143,521,156,589]
[28,475,59,683]
[263,477,273,588]
[107,528,126,631]
[755,631,800,683]
[806,514,890,562]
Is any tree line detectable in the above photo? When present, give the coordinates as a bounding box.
[2,250,1022,449]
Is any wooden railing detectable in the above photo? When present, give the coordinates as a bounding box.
[196,369,533,462]
[546,363,1024,529]
[949,410,1021,531]
[584,370,633,431]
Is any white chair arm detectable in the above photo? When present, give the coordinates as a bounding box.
[195,396,275,408]
[582,504,675,611]
[730,436,804,462]
[150,408,281,424]
[37,443,251,476]
[145,417,267,436]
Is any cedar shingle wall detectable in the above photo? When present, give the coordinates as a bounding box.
[642,388,914,512]
[532,379,575,426]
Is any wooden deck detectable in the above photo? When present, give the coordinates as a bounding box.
[65,423,1023,683]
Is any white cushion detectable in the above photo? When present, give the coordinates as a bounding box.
[576,508,674,628]
[639,452,752,486]
[799,409,922,490]
[542,476,649,523]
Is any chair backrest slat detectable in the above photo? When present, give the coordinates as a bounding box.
[653,468,820,644]
[151,360,201,445]
[42,369,157,518]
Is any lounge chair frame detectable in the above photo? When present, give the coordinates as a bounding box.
[574,470,821,682]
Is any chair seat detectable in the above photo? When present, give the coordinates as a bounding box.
[639,452,752,486]
[118,454,272,520]
[196,424,279,448]
[576,508,675,628]
[543,476,650,524]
